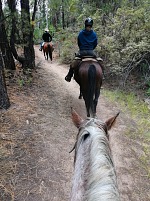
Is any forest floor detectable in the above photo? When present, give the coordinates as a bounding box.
[0,45,149,201]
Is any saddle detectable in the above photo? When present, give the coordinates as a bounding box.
[74,56,103,63]
[72,55,104,73]
[43,41,53,46]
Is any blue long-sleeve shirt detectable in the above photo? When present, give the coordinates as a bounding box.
[77,29,98,51]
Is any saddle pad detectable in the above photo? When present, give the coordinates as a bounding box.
[82,58,98,62]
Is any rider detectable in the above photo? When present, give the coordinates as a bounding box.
[39,29,52,51]
[65,17,104,82]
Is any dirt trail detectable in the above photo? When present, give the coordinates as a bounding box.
[0,45,149,201]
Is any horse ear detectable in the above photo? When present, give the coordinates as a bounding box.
[71,108,83,128]
[105,112,120,130]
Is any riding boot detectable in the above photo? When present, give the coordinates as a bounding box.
[65,67,74,82]
[39,46,43,51]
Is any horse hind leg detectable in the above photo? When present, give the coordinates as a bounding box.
[47,45,52,61]
[49,51,52,61]
[86,105,90,117]
[93,88,100,117]
[46,52,48,60]
[84,96,90,117]
[43,51,46,60]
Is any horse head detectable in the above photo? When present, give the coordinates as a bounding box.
[70,108,120,201]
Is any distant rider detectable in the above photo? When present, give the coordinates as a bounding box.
[39,29,52,51]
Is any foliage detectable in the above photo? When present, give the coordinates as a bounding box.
[95,3,150,91]
[146,81,150,96]
[55,28,78,63]
[58,1,150,95]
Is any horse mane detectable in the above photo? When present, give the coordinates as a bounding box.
[72,118,120,201]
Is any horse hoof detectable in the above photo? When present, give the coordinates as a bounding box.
[79,94,83,99]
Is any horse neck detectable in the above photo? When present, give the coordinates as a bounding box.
[71,125,120,201]
[71,129,91,201]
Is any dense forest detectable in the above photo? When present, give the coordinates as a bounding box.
[0,0,150,109]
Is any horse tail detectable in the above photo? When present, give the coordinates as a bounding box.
[87,64,96,116]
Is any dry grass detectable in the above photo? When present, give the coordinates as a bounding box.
[1,65,39,199]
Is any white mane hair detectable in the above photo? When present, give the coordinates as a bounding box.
[71,118,120,201]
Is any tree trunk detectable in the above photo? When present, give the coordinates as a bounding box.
[0,53,10,109]
[0,0,15,70]
[62,0,65,29]
[7,0,21,62]
[20,0,35,69]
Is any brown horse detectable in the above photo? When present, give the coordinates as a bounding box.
[43,42,53,61]
[74,60,103,117]
[70,109,120,201]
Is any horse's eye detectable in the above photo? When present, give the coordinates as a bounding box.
[83,133,90,141]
